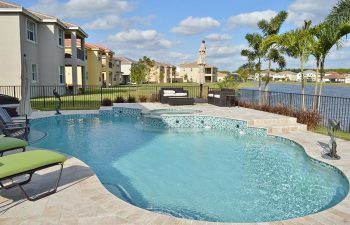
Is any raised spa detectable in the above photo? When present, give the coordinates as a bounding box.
[30,114,349,223]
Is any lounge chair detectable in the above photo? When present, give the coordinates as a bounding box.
[0,119,29,141]
[0,137,28,156]
[0,150,66,201]
[0,107,28,127]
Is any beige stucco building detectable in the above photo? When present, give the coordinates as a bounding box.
[177,62,218,83]
[0,1,88,95]
[148,61,176,83]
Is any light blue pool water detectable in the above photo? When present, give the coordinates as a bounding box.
[30,115,349,223]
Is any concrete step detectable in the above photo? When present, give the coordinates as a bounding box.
[267,124,307,134]
[248,117,297,127]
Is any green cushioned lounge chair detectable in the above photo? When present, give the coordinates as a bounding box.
[0,137,28,156]
[0,150,66,201]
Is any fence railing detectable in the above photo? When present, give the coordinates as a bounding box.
[0,85,208,110]
[239,89,350,133]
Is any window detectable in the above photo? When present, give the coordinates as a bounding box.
[113,75,117,81]
[26,19,36,42]
[57,28,64,46]
[31,64,38,82]
[59,66,65,84]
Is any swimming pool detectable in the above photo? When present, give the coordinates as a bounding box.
[30,114,349,223]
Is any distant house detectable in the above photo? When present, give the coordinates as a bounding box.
[345,75,350,84]
[296,70,316,82]
[324,72,346,83]
[217,72,228,82]
[177,62,218,83]
[274,71,297,81]
[115,56,136,84]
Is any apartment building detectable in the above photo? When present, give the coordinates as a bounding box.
[148,61,176,83]
[116,56,136,84]
[0,1,88,93]
[177,62,218,83]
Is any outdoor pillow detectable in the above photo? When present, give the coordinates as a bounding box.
[208,94,214,97]
[163,90,176,94]
[214,94,221,98]
[163,93,176,96]
[175,93,187,97]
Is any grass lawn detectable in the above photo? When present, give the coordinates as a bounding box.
[312,126,350,141]
[31,82,256,110]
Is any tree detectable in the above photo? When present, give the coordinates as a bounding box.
[278,21,313,109]
[241,33,263,92]
[326,0,350,25]
[159,71,165,83]
[257,11,288,92]
[312,22,350,104]
[130,56,155,84]
[217,76,238,89]
[130,63,148,84]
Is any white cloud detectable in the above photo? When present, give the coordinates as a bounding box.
[31,0,134,19]
[227,10,277,29]
[83,15,155,30]
[207,44,246,58]
[287,0,338,26]
[107,29,172,49]
[171,17,220,35]
[205,33,232,42]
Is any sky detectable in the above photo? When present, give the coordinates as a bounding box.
[14,0,350,71]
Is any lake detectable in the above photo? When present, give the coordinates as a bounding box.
[247,83,350,98]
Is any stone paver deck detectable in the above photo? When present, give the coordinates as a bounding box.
[1,103,350,225]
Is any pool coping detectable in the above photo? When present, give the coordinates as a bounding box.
[2,105,350,224]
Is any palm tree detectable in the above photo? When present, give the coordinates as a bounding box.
[313,23,350,101]
[241,33,263,91]
[241,33,264,103]
[326,0,350,25]
[278,21,313,109]
[257,11,288,92]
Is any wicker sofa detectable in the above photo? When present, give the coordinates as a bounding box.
[207,89,236,107]
[159,88,189,104]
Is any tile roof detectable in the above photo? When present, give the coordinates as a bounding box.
[0,1,21,8]
[28,10,56,20]
[115,56,137,64]
[178,62,215,68]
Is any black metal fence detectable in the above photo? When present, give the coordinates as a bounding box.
[0,85,208,110]
[239,89,350,133]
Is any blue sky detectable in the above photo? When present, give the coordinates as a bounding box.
[15,0,350,71]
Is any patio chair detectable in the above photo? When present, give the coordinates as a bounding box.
[0,119,30,141]
[0,107,29,127]
[0,150,66,201]
[0,137,28,156]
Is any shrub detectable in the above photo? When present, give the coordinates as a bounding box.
[127,95,136,103]
[150,94,159,102]
[239,100,321,130]
[114,96,125,103]
[138,95,148,102]
[101,98,112,106]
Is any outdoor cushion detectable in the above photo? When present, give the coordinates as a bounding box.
[163,90,176,94]
[214,94,221,98]
[174,93,187,97]
[0,137,28,152]
[0,150,66,179]
[208,94,214,97]
[163,93,176,97]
